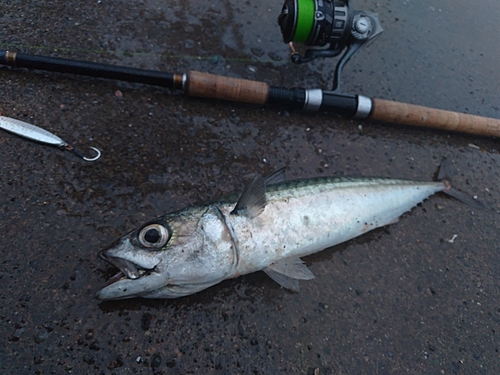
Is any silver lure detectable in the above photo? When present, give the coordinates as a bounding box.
[0,116,100,161]
[96,166,474,300]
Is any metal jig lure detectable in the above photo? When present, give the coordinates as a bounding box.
[0,115,101,161]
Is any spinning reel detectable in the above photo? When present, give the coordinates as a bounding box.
[278,0,382,91]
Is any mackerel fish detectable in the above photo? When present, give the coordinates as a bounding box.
[96,164,477,300]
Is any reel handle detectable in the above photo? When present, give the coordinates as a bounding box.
[370,98,500,137]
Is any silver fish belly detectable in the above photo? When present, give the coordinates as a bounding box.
[227,177,443,277]
[96,172,449,300]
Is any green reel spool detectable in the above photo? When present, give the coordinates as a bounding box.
[278,0,349,46]
[292,0,315,43]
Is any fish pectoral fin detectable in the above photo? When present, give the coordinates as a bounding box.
[264,257,315,292]
[231,174,267,218]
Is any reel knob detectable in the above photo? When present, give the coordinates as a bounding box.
[351,14,374,40]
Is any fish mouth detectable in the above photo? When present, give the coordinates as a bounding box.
[96,236,168,300]
[101,253,140,279]
[96,250,170,300]
[99,251,153,286]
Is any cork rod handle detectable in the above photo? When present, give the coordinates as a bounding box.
[370,98,500,137]
[185,71,270,105]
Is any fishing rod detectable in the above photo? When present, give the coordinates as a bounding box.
[1,0,499,138]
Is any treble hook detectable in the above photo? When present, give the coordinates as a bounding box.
[0,115,102,162]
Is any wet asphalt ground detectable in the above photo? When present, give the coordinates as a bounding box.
[1,0,499,374]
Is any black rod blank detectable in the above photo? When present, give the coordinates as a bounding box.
[0,50,175,88]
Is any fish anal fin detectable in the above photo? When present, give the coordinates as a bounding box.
[231,175,266,218]
[267,257,315,280]
[264,268,300,292]
[264,257,315,291]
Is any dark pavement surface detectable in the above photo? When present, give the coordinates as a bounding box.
[1,0,499,374]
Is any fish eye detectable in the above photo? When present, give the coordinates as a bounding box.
[138,224,170,248]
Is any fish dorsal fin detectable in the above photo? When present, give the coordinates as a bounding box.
[231,175,266,218]
[264,257,315,292]
[230,168,286,218]
[264,167,286,185]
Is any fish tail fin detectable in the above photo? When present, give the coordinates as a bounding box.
[436,157,483,209]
